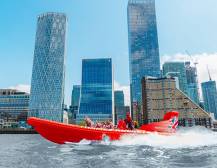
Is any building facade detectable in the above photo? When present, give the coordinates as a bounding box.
[163,62,188,94]
[29,13,67,122]
[0,89,29,128]
[76,58,114,123]
[128,0,161,121]
[202,80,217,119]
[141,77,211,127]
[185,62,199,104]
[71,85,80,107]
[114,91,124,107]
[114,90,128,124]
[69,85,80,124]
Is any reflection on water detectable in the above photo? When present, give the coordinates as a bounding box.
[0,127,217,168]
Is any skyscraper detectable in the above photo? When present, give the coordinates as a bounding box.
[185,62,199,104]
[29,13,67,122]
[76,58,114,123]
[201,80,217,119]
[69,85,80,124]
[128,0,161,121]
[114,91,124,107]
[163,62,188,94]
[114,90,127,124]
[71,85,80,107]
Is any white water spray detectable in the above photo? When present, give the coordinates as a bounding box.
[112,126,217,148]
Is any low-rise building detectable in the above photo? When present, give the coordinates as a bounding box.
[0,89,29,128]
[141,77,212,127]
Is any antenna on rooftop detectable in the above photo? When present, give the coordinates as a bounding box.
[207,65,212,81]
[185,50,199,78]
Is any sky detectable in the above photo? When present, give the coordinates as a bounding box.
[1,0,217,106]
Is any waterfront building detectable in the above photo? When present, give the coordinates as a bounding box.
[185,62,199,104]
[201,80,217,119]
[76,58,114,123]
[0,89,29,128]
[114,91,124,107]
[29,13,67,122]
[141,77,211,127]
[71,85,80,107]
[128,0,161,122]
[69,85,80,124]
[163,62,188,94]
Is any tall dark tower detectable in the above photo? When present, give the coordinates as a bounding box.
[128,0,160,123]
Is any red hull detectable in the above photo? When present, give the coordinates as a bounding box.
[27,111,179,144]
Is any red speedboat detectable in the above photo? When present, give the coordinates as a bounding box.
[27,111,179,144]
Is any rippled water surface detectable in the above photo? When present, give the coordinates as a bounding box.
[1,127,217,168]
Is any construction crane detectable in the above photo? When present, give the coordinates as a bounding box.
[207,65,212,81]
[185,50,199,69]
[185,50,199,81]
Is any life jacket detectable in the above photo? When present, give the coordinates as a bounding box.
[124,116,134,130]
[117,120,127,130]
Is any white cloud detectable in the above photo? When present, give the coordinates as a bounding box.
[114,81,130,106]
[161,52,217,84]
[8,84,31,93]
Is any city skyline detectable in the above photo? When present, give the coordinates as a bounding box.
[1,0,217,106]
[1,2,217,167]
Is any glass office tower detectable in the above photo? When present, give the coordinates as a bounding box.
[128,0,161,121]
[77,58,114,123]
[202,80,217,119]
[69,85,80,123]
[114,91,125,107]
[29,13,67,122]
[163,62,188,95]
[185,62,199,104]
[71,85,81,107]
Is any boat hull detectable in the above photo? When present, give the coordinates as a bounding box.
[28,117,155,144]
[27,111,179,144]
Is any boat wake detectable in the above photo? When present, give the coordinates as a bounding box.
[75,126,217,149]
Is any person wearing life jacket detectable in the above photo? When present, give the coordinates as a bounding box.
[117,119,127,130]
[124,112,134,130]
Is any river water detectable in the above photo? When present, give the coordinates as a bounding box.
[0,127,217,168]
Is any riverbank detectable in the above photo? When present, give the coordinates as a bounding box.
[0,128,38,134]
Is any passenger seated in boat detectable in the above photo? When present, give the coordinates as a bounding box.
[124,112,134,130]
[95,121,102,128]
[105,120,114,129]
[84,116,94,127]
[94,120,114,129]
[117,119,126,130]
[134,121,138,129]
